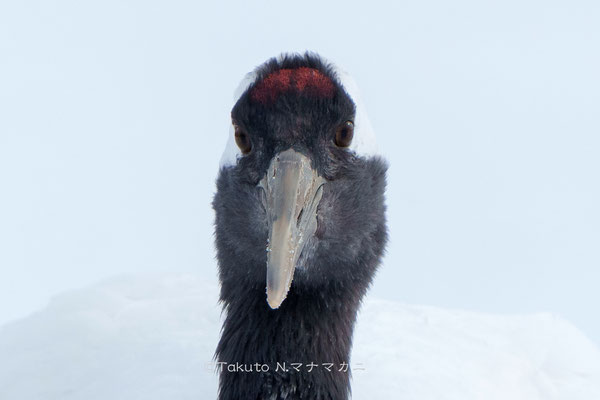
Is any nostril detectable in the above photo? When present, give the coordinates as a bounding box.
[296,208,304,227]
[258,187,267,211]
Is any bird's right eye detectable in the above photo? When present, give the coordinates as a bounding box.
[234,125,252,154]
[334,120,354,148]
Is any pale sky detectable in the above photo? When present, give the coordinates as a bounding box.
[1,1,599,343]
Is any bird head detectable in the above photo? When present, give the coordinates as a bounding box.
[213,53,387,309]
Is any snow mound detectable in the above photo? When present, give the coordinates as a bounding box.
[353,300,600,400]
[1,274,599,400]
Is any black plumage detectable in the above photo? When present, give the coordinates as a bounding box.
[213,53,387,400]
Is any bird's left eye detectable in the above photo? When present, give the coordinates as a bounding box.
[334,121,354,148]
[234,124,252,154]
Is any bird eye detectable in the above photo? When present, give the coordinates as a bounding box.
[334,120,354,148]
[234,124,252,154]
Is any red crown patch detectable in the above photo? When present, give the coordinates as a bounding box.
[250,67,336,104]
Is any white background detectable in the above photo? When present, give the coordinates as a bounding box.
[1,1,598,344]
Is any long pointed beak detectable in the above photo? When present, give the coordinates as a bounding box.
[259,149,325,309]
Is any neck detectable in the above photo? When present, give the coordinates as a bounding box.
[216,283,360,400]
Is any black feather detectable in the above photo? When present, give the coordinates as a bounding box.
[213,52,388,400]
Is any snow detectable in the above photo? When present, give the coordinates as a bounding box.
[1,273,599,400]
[219,54,379,168]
